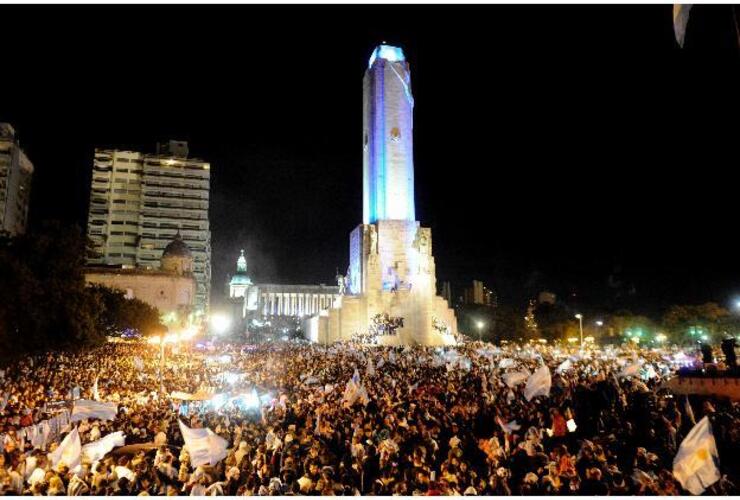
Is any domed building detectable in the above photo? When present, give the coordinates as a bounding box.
[228,250,252,299]
[84,234,198,327]
[225,249,341,339]
[161,232,194,275]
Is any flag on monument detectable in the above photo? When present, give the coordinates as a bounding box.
[71,400,118,422]
[81,431,125,463]
[672,416,720,495]
[673,4,693,48]
[178,420,228,467]
[524,365,552,401]
[48,427,81,470]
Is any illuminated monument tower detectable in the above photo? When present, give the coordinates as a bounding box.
[309,44,458,346]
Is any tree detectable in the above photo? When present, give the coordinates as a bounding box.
[535,302,574,342]
[89,284,165,337]
[490,305,527,342]
[607,312,656,343]
[524,299,539,339]
[662,303,738,345]
[0,221,105,359]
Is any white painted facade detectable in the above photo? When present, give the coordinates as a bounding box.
[86,141,211,313]
[307,45,458,346]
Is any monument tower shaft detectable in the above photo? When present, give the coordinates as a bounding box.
[308,44,457,346]
[363,45,415,224]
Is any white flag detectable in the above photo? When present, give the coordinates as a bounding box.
[499,358,516,369]
[673,4,693,48]
[342,379,369,407]
[178,420,228,467]
[496,417,521,434]
[114,465,136,482]
[556,359,572,374]
[71,400,118,422]
[503,370,530,388]
[48,427,81,470]
[673,416,720,495]
[523,365,551,401]
[619,362,641,378]
[81,431,125,463]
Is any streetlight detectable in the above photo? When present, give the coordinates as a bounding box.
[476,320,485,342]
[595,320,603,327]
[575,314,584,346]
[210,313,232,336]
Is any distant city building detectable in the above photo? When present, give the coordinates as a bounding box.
[228,250,252,299]
[462,280,496,306]
[0,123,34,236]
[224,250,340,336]
[85,140,211,314]
[85,233,197,327]
[538,290,557,305]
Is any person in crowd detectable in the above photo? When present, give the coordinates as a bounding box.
[0,339,737,496]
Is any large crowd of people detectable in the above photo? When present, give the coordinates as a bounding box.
[0,338,738,496]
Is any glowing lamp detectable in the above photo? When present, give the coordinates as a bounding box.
[210,313,232,335]
[244,388,260,409]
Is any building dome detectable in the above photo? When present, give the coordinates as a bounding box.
[229,249,252,298]
[161,232,193,275]
[162,233,192,258]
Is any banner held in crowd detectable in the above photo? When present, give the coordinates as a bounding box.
[178,419,228,467]
[71,400,118,422]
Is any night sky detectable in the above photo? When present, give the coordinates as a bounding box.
[3,4,740,315]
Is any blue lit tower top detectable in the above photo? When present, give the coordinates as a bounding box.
[363,44,415,224]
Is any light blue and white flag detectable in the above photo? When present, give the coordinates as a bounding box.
[673,416,720,495]
[71,400,117,422]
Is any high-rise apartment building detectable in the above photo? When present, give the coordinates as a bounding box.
[0,123,34,236]
[86,140,211,313]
